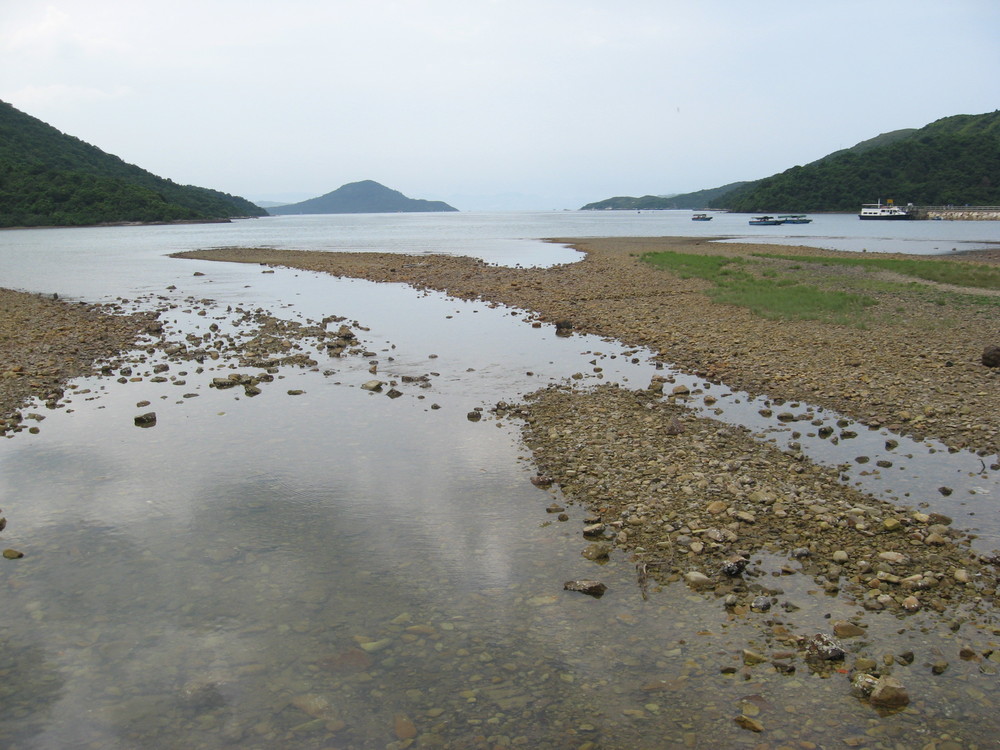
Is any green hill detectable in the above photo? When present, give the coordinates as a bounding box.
[268,180,458,215]
[711,112,1000,212]
[581,182,749,210]
[0,100,265,228]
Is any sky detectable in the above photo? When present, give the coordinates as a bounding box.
[2,1,998,211]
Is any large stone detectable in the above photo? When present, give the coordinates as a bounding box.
[582,543,611,561]
[869,676,910,707]
[684,571,713,589]
[982,345,1000,367]
[804,633,846,661]
[832,621,866,638]
[564,580,608,597]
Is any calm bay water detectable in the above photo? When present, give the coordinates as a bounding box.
[1,212,999,748]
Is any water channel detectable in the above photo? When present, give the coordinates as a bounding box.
[1,212,999,748]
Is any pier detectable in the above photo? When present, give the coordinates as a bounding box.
[911,205,1000,220]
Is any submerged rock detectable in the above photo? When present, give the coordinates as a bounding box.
[563,580,608,597]
[868,676,910,708]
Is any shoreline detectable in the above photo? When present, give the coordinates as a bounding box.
[0,289,156,435]
[174,237,1000,458]
[170,238,1000,624]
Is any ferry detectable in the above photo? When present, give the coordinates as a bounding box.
[748,216,783,225]
[691,213,713,221]
[778,214,812,224]
[858,199,914,220]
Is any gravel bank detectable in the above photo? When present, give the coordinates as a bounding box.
[176,238,1000,457]
[173,239,1000,616]
[0,289,156,436]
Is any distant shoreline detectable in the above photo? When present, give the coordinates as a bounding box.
[0,217,253,232]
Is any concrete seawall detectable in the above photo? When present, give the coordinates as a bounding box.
[917,208,1000,220]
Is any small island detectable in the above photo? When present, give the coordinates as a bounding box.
[266,180,457,215]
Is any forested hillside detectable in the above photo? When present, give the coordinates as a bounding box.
[711,112,1000,212]
[581,182,749,210]
[0,100,265,227]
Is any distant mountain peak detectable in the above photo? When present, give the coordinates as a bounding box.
[268,180,458,215]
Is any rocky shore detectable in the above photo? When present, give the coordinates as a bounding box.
[0,289,157,435]
[175,238,1000,457]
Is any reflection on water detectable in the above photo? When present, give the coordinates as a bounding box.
[1,217,1000,747]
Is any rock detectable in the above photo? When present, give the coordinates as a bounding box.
[684,571,712,589]
[466,410,482,422]
[360,380,383,391]
[878,551,908,564]
[832,550,849,563]
[720,557,748,577]
[742,649,768,665]
[902,595,921,612]
[750,596,771,612]
[851,672,879,698]
[804,633,846,661]
[564,580,608,597]
[554,320,574,335]
[3,549,24,559]
[706,500,728,515]
[832,621,866,638]
[982,345,1000,367]
[531,475,554,488]
[394,715,417,740]
[869,676,910,708]
[582,543,611,561]
[134,412,157,427]
[734,715,764,732]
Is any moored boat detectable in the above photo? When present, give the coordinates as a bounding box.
[778,214,812,224]
[859,199,914,220]
[691,213,712,221]
[749,215,783,225]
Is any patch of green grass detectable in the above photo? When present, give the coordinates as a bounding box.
[752,252,1000,290]
[709,277,877,323]
[641,251,739,280]
[642,250,877,325]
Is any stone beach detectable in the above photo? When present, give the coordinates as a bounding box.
[3,236,1000,746]
[176,237,1000,457]
[172,238,1000,617]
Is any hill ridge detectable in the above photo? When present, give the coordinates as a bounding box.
[268,180,458,215]
[0,100,265,228]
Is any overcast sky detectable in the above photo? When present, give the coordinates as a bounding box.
[2,1,998,210]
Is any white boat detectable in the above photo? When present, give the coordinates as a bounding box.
[749,215,783,225]
[858,199,914,220]
[691,213,713,221]
[778,214,812,224]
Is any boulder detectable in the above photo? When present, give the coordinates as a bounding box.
[982,345,1000,367]
[869,676,910,708]
[563,580,607,597]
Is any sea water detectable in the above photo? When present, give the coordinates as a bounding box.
[0,212,998,748]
